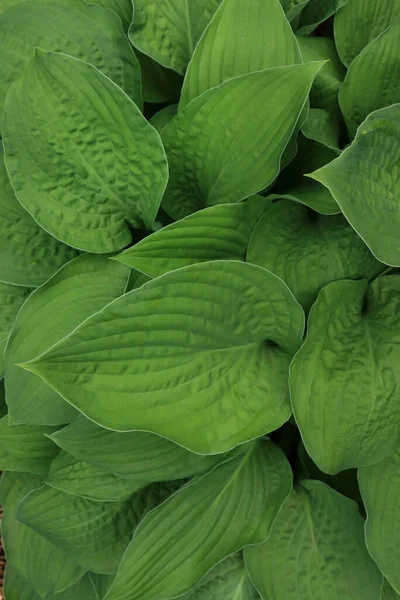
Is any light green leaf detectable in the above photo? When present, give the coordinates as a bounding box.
[244,480,382,600]
[272,135,340,214]
[50,414,243,482]
[150,104,178,133]
[88,0,133,31]
[381,580,400,600]
[280,0,310,22]
[296,0,348,35]
[334,0,400,68]
[137,51,182,103]
[0,416,59,474]
[310,104,400,266]
[162,62,324,220]
[0,145,79,287]
[46,451,145,501]
[22,261,304,455]
[247,200,382,311]
[0,0,25,13]
[180,0,302,109]
[5,254,129,426]
[129,0,222,74]
[104,441,292,600]
[339,24,400,137]
[17,481,180,574]
[3,50,168,253]
[0,0,141,117]
[0,281,30,377]
[116,196,271,278]
[290,276,400,474]
[302,107,341,149]
[359,447,400,595]
[180,554,259,600]
[0,472,85,596]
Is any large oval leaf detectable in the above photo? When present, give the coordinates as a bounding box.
[180,0,302,108]
[3,50,168,253]
[244,480,382,600]
[161,62,323,220]
[310,104,400,266]
[116,196,271,277]
[89,0,133,30]
[247,200,383,311]
[0,146,78,287]
[290,276,400,474]
[334,0,400,68]
[0,281,31,376]
[22,261,304,455]
[0,472,85,596]
[105,441,292,600]
[5,254,129,426]
[339,23,400,137]
[0,0,141,117]
[359,447,400,594]
[50,414,239,482]
[128,0,221,74]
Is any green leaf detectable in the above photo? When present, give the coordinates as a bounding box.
[0,0,141,118]
[89,0,133,31]
[22,261,304,454]
[50,414,242,482]
[150,104,178,133]
[247,200,382,311]
[339,24,400,137]
[180,554,259,600]
[334,0,400,68]
[272,135,340,214]
[0,281,31,377]
[359,446,400,595]
[302,107,341,149]
[244,480,382,600]
[310,104,400,266]
[0,145,79,287]
[0,472,85,596]
[296,0,348,35]
[137,51,182,103]
[116,195,271,277]
[126,268,151,292]
[180,0,302,109]
[280,0,310,22]
[103,440,292,600]
[5,254,129,426]
[290,276,400,474]
[128,0,222,75]
[17,481,180,574]
[3,50,168,253]
[381,580,400,600]
[161,62,324,220]
[46,451,145,501]
[0,416,59,474]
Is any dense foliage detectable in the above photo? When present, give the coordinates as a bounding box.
[1,0,400,598]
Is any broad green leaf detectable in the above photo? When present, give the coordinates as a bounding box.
[0,0,25,13]
[17,481,181,574]
[3,50,168,253]
[334,0,400,68]
[339,24,400,137]
[272,135,340,214]
[137,51,182,103]
[310,104,400,265]
[104,441,292,600]
[116,196,271,277]
[89,0,133,31]
[150,104,178,133]
[296,35,345,114]
[180,554,259,600]
[0,416,59,474]
[5,254,129,426]
[46,451,145,501]
[129,0,222,75]
[50,415,240,482]
[0,472,85,596]
[296,0,348,35]
[302,107,341,149]
[247,200,382,311]
[180,0,302,109]
[381,580,400,600]
[0,145,79,287]
[161,63,323,220]
[23,261,304,455]
[244,480,382,600]
[0,281,30,377]
[0,0,141,118]
[280,0,310,22]
[359,447,400,594]
[290,276,400,474]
